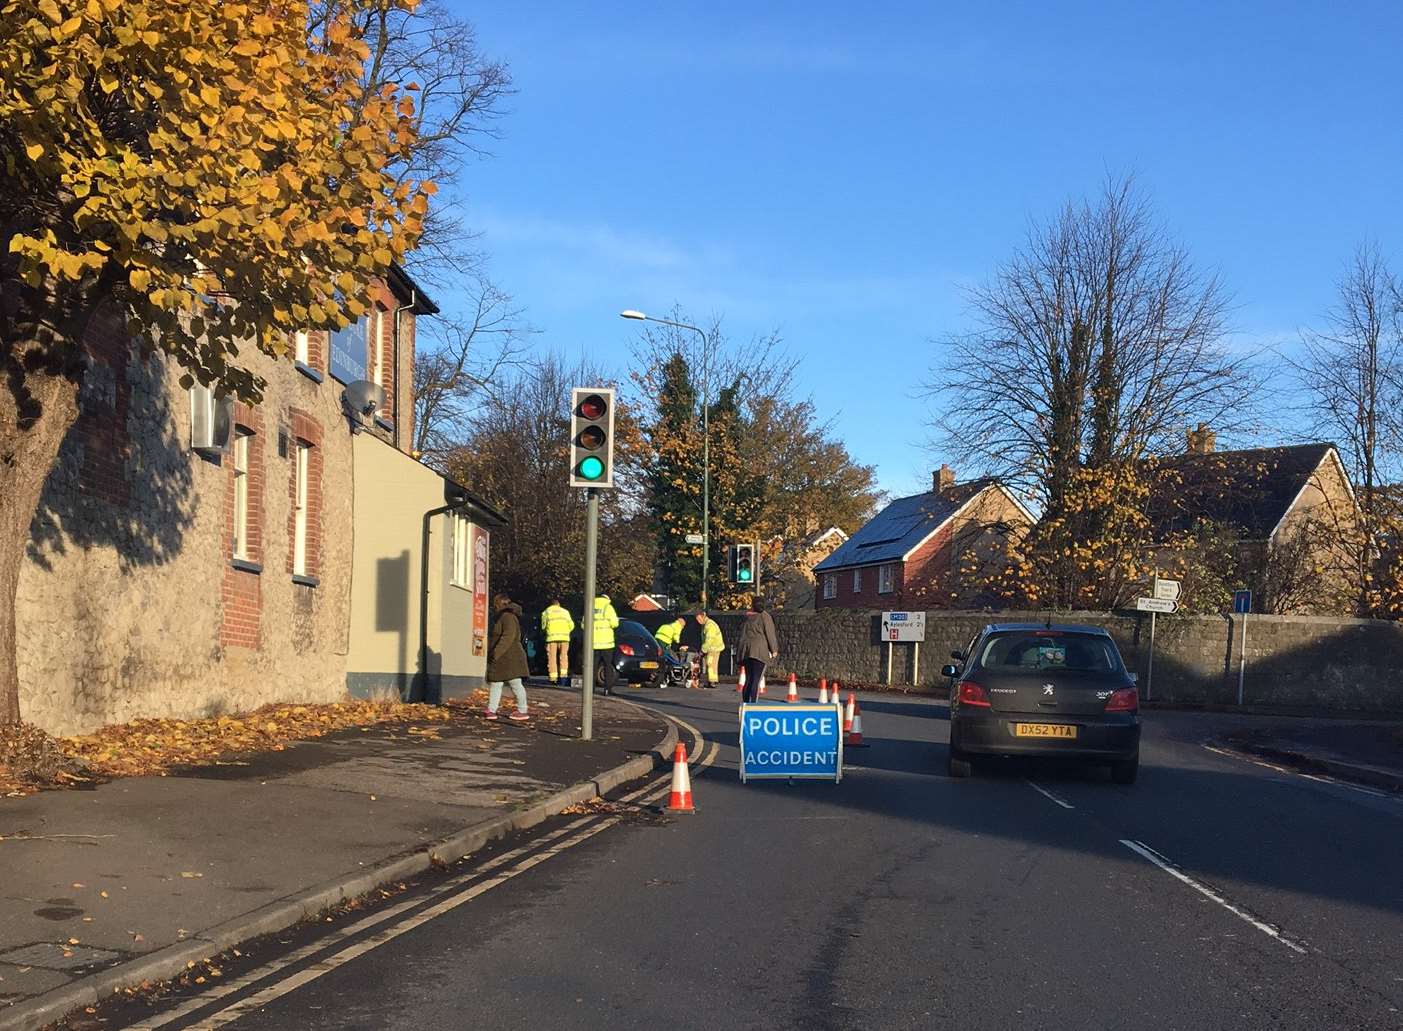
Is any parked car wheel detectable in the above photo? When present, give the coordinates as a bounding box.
[1110,755,1139,784]
[947,749,972,778]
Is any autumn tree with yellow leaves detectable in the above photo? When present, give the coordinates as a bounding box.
[0,0,435,722]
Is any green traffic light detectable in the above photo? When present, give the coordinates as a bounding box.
[578,455,605,480]
[738,567,752,582]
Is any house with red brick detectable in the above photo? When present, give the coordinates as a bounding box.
[813,466,1033,610]
[17,265,505,735]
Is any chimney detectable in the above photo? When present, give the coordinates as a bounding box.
[934,464,956,492]
[1185,423,1216,455]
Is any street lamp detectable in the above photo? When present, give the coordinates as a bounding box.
[620,309,713,608]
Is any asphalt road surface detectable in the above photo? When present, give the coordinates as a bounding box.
[103,691,1403,1031]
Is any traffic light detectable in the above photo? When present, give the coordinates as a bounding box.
[730,542,758,586]
[570,387,616,488]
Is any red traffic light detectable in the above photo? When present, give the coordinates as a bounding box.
[577,394,608,420]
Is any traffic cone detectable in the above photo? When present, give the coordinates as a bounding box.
[737,665,746,694]
[847,698,869,747]
[786,672,799,703]
[818,677,829,704]
[758,673,767,696]
[830,681,840,708]
[844,692,856,734]
[666,742,694,813]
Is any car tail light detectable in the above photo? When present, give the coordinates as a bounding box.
[1105,687,1138,712]
[618,643,635,657]
[957,681,991,708]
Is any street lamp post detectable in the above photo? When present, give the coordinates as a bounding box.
[620,310,712,608]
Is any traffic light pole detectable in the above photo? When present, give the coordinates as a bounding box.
[579,487,599,741]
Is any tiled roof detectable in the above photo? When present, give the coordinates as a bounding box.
[814,480,994,571]
[1143,443,1336,539]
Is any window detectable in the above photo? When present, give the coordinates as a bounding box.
[294,331,309,366]
[878,563,895,594]
[232,430,251,558]
[451,514,471,587]
[822,574,837,600]
[292,441,310,575]
[852,568,862,592]
[978,632,1120,673]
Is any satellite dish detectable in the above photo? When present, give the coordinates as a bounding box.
[342,380,385,418]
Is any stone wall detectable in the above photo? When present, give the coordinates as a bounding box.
[712,608,1403,715]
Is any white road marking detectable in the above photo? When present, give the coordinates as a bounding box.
[1119,838,1307,954]
[1025,780,1075,809]
[1202,743,1396,801]
[128,716,705,1031]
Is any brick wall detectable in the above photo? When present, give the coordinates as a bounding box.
[713,607,1403,715]
[76,308,132,507]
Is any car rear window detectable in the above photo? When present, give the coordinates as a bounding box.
[978,632,1120,673]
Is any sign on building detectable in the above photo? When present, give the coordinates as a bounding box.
[471,525,490,658]
[881,611,926,642]
[329,318,367,385]
[739,704,843,783]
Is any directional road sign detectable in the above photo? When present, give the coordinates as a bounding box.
[1153,577,1182,602]
[684,533,704,545]
[881,611,926,642]
[1136,597,1177,614]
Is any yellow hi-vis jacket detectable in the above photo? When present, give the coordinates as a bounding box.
[700,618,724,654]
[654,619,684,648]
[592,596,620,650]
[541,604,575,643]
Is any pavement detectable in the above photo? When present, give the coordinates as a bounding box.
[0,689,673,1031]
[112,689,1402,1031]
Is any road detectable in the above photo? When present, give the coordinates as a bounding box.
[98,691,1402,1031]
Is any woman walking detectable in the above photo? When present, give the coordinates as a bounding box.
[737,596,779,705]
[484,593,530,721]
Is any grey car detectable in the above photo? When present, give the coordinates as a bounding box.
[943,623,1141,784]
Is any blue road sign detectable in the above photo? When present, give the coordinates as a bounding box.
[739,703,843,783]
[1233,590,1252,614]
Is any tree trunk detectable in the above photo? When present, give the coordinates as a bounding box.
[0,361,81,724]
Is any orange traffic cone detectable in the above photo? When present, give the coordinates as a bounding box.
[847,698,869,747]
[831,681,840,707]
[818,678,829,704]
[758,673,767,696]
[844,692,856,734]
[737,665,746,694]
[786,673,799,703]
[666,742,694,813]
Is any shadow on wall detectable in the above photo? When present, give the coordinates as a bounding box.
[27,347,195,572]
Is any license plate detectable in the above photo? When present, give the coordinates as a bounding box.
[1014,723,1076,739]
[639,661,658,669]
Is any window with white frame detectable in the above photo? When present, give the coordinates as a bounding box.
[451,514,471,587]
[822,574,836,600]
[292,441,310,575]
[878,563,895,594]
[232,429,251,559]
[852,568,862,592]
[294,330,309,366]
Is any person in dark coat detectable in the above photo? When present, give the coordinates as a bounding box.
[737,596,779,705]
[485,593,530,721]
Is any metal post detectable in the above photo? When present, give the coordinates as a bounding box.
[1146,610,1155,702]
[580,488,599,741]
[913,641,920,686]
[701,332,710,609]
[1237,612,1247,706]
[886,641,893,686]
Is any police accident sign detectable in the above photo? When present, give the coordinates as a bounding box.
[739,703,843,783]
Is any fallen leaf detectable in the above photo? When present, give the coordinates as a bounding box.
[180,871,203,878]
[68,937,80,944]
[99,890,109,898]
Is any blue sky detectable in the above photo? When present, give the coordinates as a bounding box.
[440,0,1403,498]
